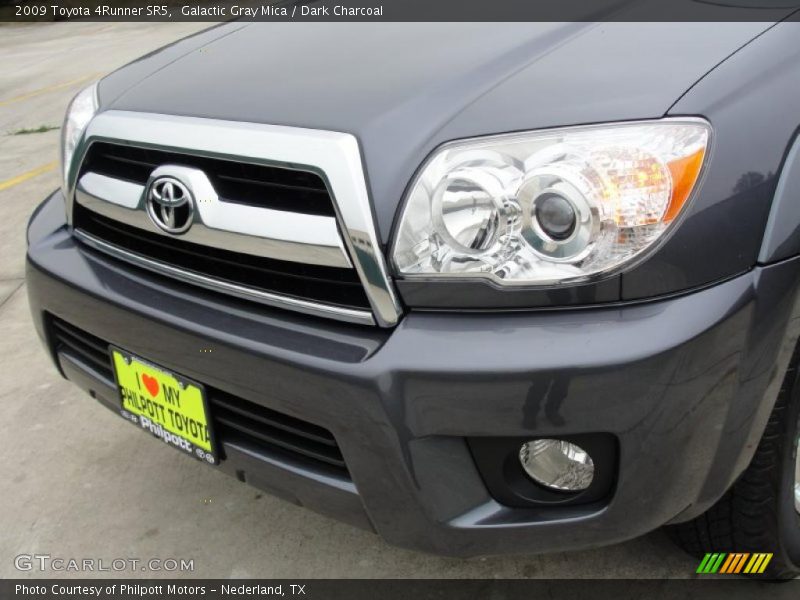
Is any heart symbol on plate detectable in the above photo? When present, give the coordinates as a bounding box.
[141,374,159,398]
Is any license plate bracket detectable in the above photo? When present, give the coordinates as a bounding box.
[109,346,218,465]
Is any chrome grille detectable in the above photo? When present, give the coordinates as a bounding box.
[67,111,402,326]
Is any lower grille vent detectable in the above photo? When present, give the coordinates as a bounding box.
[50,316,349,477]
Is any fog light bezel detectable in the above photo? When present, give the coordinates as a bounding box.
[468,433,618,508]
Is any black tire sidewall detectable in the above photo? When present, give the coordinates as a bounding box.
[778,373,800,569]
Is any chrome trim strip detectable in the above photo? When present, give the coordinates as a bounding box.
[67,111,402,326]
[79,172,142,208]
[74,230,376,326]
[76,170,352,268]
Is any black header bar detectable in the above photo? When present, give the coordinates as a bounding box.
[3,579,800,600]
[2,0,800,22]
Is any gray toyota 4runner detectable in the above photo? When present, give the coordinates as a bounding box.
[25,23,800,577]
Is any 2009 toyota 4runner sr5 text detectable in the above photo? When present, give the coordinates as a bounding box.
[25,22,800,578]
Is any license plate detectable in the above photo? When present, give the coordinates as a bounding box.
[110,347,217,465]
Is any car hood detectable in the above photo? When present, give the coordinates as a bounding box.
[100,21,775,239]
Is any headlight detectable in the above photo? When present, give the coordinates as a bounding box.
[392,119,710,286]
[60,82,99,196]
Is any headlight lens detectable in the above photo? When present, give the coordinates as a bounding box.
[392,119,710,286]
[60,82,99,195]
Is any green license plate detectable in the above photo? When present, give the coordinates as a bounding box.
[110,347,217,465]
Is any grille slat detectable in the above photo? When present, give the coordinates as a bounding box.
[52,320,111,357]
[82,143,336,217]
[214,414,346,469]
[212,394,339,447]
[74,203,372,311]
[58,337,113,376]
[52,320,114,378]
[85,213,364,288]
[49,317,349,477]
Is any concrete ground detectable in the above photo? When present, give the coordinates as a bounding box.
[0,22,699,579]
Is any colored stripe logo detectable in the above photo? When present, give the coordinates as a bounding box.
[696,553,773,574]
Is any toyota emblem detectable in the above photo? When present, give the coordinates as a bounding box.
[146,176,194,234]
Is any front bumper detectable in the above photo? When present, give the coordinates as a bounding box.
[26,191,800,557]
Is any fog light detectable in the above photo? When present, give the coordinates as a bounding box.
[519,439,594,492]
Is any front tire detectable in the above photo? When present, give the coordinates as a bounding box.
[669,348,800,580]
